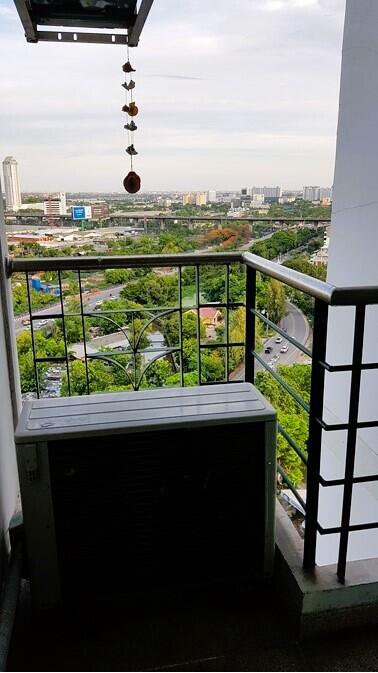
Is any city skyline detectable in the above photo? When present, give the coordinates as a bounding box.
[1,0,345,191]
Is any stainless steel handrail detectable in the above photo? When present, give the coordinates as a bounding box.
[7,251,378,306]
[7,252,243,274]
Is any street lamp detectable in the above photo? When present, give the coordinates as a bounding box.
[261,309,269,337]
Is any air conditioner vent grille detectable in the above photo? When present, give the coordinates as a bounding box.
[49,423,265,596]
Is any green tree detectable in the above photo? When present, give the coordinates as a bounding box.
[60,359,116,396]
[265,279,286,325]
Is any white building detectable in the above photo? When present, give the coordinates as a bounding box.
[250,194,265,208]
[208,190,217,203]
[2,156,21,212]
[251,186,281,199]
[303,186,320,201]
[43,192,67,216]
[320,187,333,200]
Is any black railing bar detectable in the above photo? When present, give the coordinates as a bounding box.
[252,350,310,413]
[225,264,230,383]
[23,303,244,322]
[338,305,366,583]
[245,266,256,384]
[349,521,378,532]
[197,379,230,386]
[78,270,91,396]
[330,287,378,307]
[34,356,69,363]
[319,473,378,487]
[316,418,378,431]
[277,465,307,512]
[178,266,184,388]
[278,423,308,466]
[57,271,71,397]
[88,302,244,315]
[8,252,243,274]
[25,271,40,399]
[87,346,179,357]
[319,360,378,372]
[195,265,201,386]
[200,342,244,349]
[301,298,328,572]
[251,307,312,358]
[317,521,378,535]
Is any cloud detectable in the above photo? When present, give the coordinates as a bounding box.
[0,0,346,190]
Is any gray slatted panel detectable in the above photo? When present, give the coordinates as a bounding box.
[16,383,276,443]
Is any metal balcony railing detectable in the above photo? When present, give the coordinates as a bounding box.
[7,251,378,583]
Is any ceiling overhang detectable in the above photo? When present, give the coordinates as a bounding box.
[13,0,154,46]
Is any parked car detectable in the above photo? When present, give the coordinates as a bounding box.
[275,336,283,344]
[280,344,289,353]
[264,346,273,354]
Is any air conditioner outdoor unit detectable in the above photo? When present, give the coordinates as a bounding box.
[15,382,276,610]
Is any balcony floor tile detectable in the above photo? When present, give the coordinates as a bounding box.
[7,581,378,671]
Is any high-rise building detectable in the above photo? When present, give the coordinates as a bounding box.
[2,156,22,211]
[251,186,281,202]
[183,192,195,206]
[303,186,321,201]
[262,186,281,199]
[208,190,217,203]
[319,187,333,201]
[43,192,67,215]
[196,192,207,206]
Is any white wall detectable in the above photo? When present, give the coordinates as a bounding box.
[0,184,20,568]
[317,0,378,565]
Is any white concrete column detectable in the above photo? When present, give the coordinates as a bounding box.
[317,0,378,565]
[0,182,20,567]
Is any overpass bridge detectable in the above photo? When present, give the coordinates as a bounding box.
[4,212,330,231]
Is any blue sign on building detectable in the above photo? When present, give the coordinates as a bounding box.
[72,206,86,220]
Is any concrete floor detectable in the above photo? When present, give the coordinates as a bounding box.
[7,582,378,671]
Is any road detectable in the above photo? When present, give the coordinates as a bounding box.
[261,301,309,367]
[14,284,125,334]
[230,301,310,381]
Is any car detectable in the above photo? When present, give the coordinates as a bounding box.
[280,345,289,353]
[264,346,273,354]
[275,336,283,343]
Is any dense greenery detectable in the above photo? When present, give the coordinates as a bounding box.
[12,280,58,315]
[283,256,327,325]
[250,226,325,261]
[255,364,311,486]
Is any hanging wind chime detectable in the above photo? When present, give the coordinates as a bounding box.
[122,45,141,193]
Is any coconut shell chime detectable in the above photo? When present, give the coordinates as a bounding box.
[123,47,141,194]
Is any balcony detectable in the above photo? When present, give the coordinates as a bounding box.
[0,244,378,669]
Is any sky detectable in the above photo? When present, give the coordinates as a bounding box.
[0,0,346,192]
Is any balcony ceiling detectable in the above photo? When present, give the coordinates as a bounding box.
[13,0,154,45]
